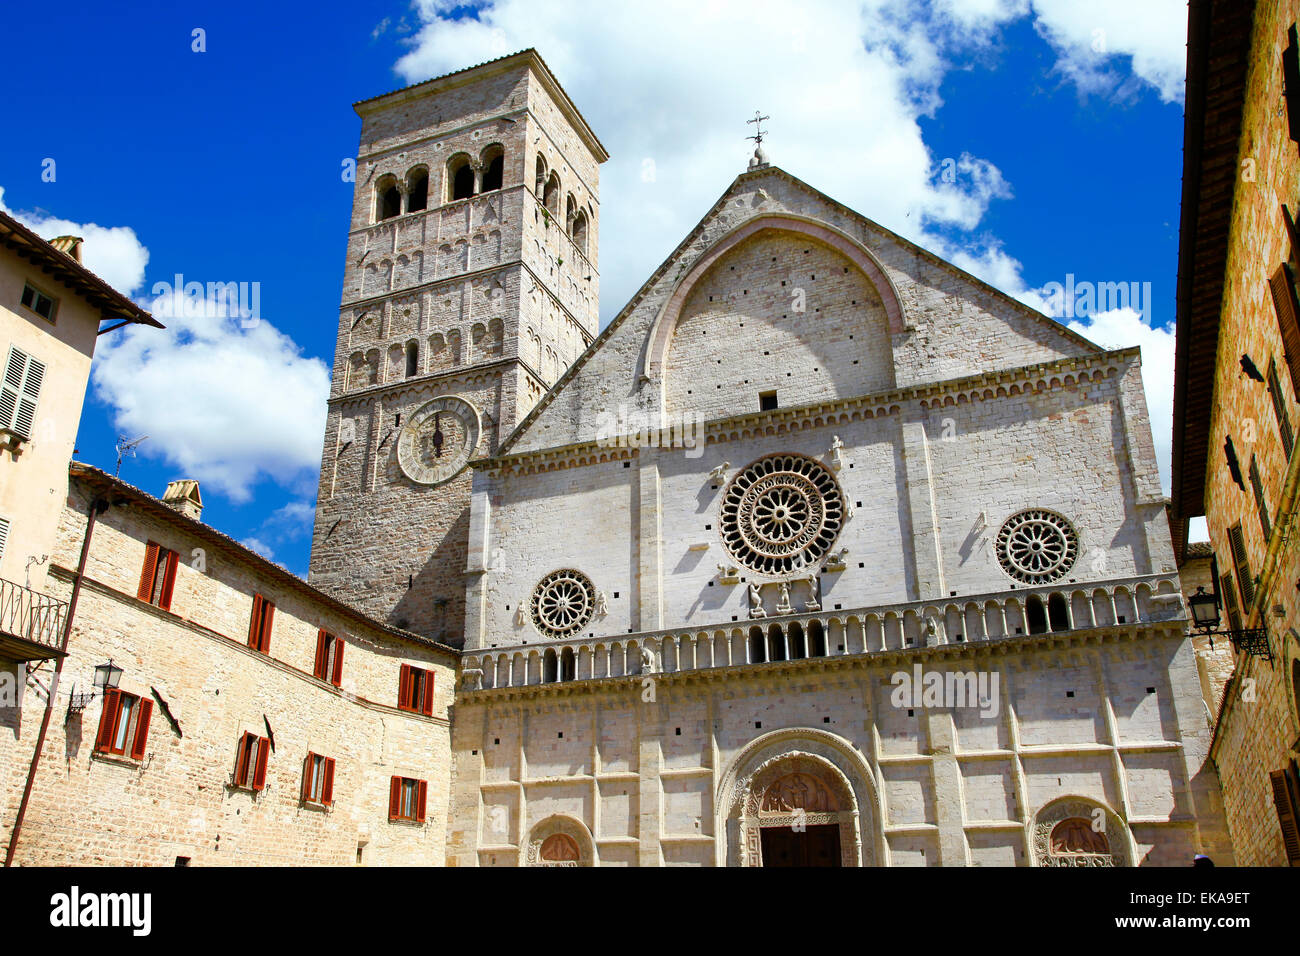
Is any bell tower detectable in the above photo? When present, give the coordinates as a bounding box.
[308,50,608,644]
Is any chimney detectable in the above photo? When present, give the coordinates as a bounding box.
[48,235,84,263]
[162,480,203,521]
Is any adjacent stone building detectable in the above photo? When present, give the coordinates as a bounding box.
[1171,0,1300,867]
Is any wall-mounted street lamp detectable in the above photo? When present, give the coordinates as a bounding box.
[1188,587,1272,661]
[66,659,124,717]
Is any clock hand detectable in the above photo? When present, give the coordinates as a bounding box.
[431,411,444,458]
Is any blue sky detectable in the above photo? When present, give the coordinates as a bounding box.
[1,0,1193,576]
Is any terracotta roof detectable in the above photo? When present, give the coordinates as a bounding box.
[67,462,459,658]
[353,48,608,163]
[1184,540,1214,557]
[0,209,163,329]
[1171,0,1257,557]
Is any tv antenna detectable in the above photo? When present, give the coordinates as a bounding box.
[115,435,148,476]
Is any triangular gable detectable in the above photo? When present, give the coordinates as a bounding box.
[498,164,1103,457]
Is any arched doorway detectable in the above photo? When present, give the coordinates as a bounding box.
[718,729,881,867]
[523,815,595,867]
[1029,797,1133,867]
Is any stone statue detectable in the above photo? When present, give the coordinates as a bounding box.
[515,604,528,626]
[830,435,845,469]
[775,581,794,615]
[804,574,821,612]
[748,582,766,618]
[707,461,731,482]
[640,646,657,675]
[717,562,739,581]
[828,547,849,566]
[924,613,946,646]
[595,591,608,616]
[461,666,483,691]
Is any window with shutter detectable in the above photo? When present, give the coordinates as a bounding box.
[1287,26,1300,144]
[1269,263,1300,399]
[1248,456,1272,540]
[1220,573,1242,633]
[248,594,274,653]
[138,542,180,610]
[301,753,336,807]
[0,516,9,564]
[1227,523,1255,610]
[0,346,45,440]
[233,733,270,790]
[314,630,344,687]
[398,664,434,714]
[1270,763,1300,865]
[93,690,151,761]
[1223,436,1245,490]
[389,776,425,822]
[1268,358,1296,459]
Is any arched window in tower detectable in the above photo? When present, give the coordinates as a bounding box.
[572,211,588,256]
[543,172,561,214]
[376,175,401,221]
[405,341,419,377]
[565,195,577,235]
[480,144,504,192]
[535,155,547,196]
[448,153,474,201]
[406,167,428,212]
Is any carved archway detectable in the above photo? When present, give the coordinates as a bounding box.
[641,214,908,394]
[1029,797,1134,867]
[523,814,595,867]
[717,728,882,867]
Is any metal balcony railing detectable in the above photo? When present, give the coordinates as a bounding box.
[0,577,68,660]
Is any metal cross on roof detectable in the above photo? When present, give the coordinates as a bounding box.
[746,111,770,145]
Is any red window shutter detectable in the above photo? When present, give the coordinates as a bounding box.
[314,630,328,680]
[1270,264,1300,399]
[416,780,427,822]
[331,639,345,687]
[302,753,315,802]
[137,542,160,602]
[420,669,434,716]
[389,776,401,819]
[322,758,335,806]
[94,688,121,752]
[130,698,153,760]
[248,595,263,649]
[252,737,269,790]
[158,551,178,611]
[399,664,411,710]
[259,602,275,653]
[234,733,251,786]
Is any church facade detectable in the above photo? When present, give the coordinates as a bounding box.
[0,49,1239,867]
[315,50,1231,866]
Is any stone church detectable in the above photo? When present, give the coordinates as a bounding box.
[306,49,1232,866]
[0,48,1235,868]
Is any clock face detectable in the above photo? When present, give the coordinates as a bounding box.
[396,396,481,486]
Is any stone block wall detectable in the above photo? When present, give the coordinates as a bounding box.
[0,474,457,866]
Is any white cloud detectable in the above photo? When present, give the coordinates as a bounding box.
[1067,307,1176,494]
[0,186,150,295]
[91,287,330,502]
[935,0,1187,102]
[393,0,1038,323]
[1029,0,1187,103]
[391,0,1181,327]
[241,537,275,560]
